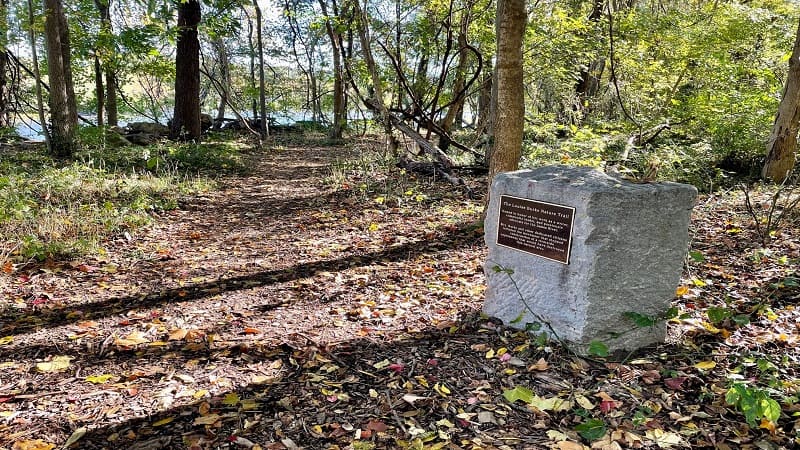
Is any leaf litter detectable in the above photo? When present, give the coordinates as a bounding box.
[0,139,798,449]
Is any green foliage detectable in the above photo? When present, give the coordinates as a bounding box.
[503,385,534,404]
[575,418,607,441]
[624,311,658,328]
[587,341,609,358]
[725,382,781,427]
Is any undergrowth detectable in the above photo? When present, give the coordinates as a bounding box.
[0,139,251,264]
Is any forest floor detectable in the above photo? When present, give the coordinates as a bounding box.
[0,137,799,450]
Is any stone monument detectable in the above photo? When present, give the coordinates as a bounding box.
[483,166,697,353]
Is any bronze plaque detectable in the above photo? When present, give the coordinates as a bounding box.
[496,195,575,264]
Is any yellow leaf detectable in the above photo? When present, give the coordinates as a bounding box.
[485,349,495,359]
[85,374,115,384]
[496,347,508,357]
[675,286,689,296]
[691,278,706,287]
[152,417,175,427]
[11,439,56,450]
[434,383,450,396]
[368,223,379,232]
[193,389,209,399]
[35,355,71,373]
[0,336,13,345]
[373,359,390,369]
[222,393,240,405]
[694,361,716,370]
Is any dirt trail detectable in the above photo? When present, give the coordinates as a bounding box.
[0,142,487,448]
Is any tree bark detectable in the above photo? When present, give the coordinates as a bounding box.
[319,0,346,140]
[170,0,202,141]
[0,0,8,128]
[441,12,471,133]
[213,37,229,129]
[94,54,104,127]
[26,0,50,148]
[484,0,525,215]
[95,0,117,126]
[763,17,800,183]
[254,0,268,139]
[43,0,78,157]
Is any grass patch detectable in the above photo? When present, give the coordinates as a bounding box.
[0,141,232,264]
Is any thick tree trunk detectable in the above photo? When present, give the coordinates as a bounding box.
[254,0,268,138]
[43,0,78,158]
[105,70,117,126]
[170,0,202,141]
[488,0,525,178]
[484,0,525,216]
[763,18,800,183]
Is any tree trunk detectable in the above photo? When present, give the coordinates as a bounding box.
[763,17,800,183]
[94,54,104,127]
[170,0,202,141]
[95,0,117,126]
[575,0,605,102]
[319,0,346,139]
[105,70,117,126]
[43,0,78,158]
[213,37,229,130]
[352,0,397,154]
[484,0,526,215]
[0,0,8,128]
[254,0,268,138]
[27,0,49,148]
[441,13,471,133]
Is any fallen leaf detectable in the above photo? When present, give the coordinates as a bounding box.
[85,374,115,384]
[115,331,149,346]
[645,429,683,448]
[194,414,221,425]
[556,441,586,450]
[168,329,188,340]
[365,419,388,432]
[63,427,87,447]
[35,355,71,373]
[664,377,687,390]
[11,440,56,450]
[528,358,548,371]
[0,336,13,345]
[693,361,716,371]
[222,393,240,405]
[402,394,429,405]
[152,416,175,427]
